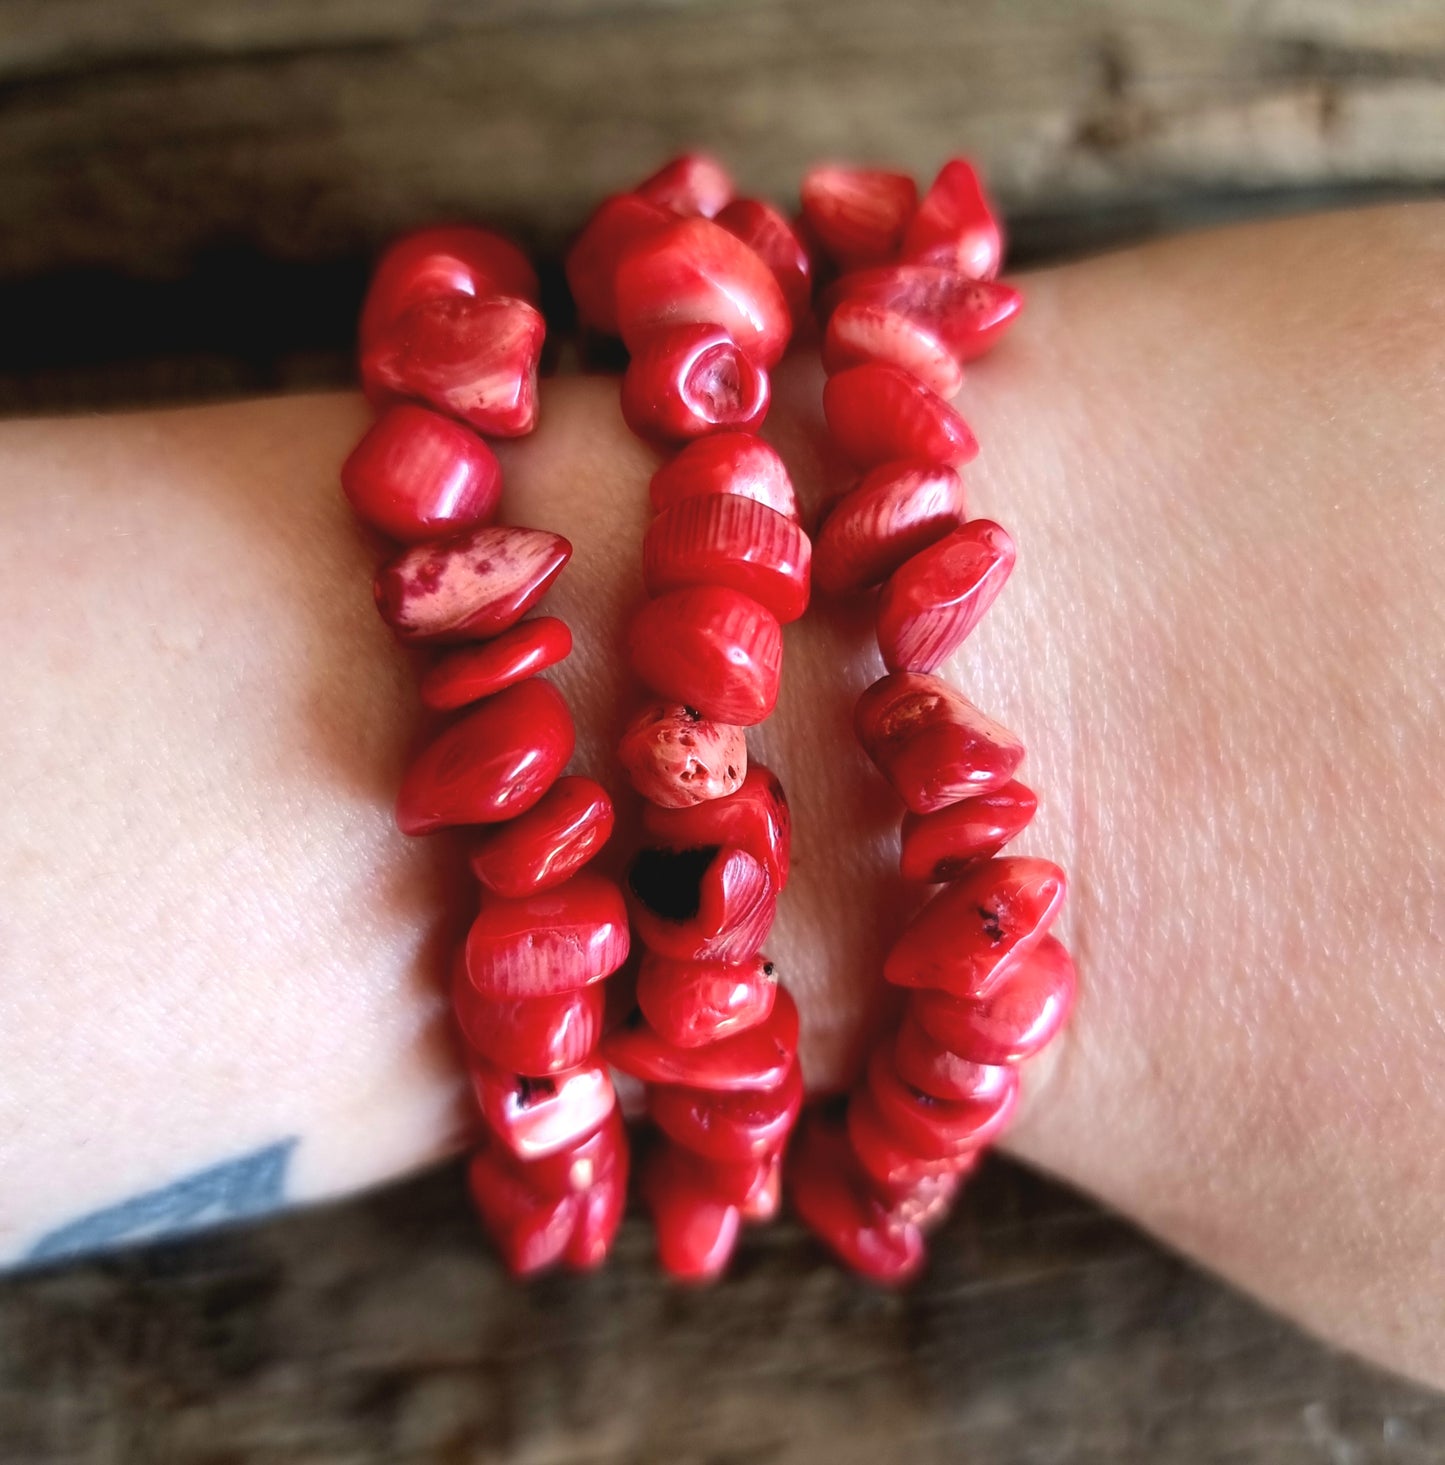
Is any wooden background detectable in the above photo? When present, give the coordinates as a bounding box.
[2,1,1444,1458]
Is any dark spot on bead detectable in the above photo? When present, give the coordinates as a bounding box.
[629,845,720,923]
[726,765,738,780]
[979,904,1004,942]
[682,706,704,722]
[515,1075,557,1109]
[762,962,776,978]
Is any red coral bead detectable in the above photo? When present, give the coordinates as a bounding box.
[635,951,778,1049]
[519,1107,627,1197]
[374,525,570,644]
[855,672,1024,815]
[823,364,978,470]
[813,459,967,596]
[898,779,1037,882]
[644,494,812,624]
[614,217,792,369]
[634,153,735,218]
[902,159,1003,280]
[866,1047,1017,1159]
[470,1057,616,1161]
[564,1160,630,1270]
[420,617,572,711]
[341,404,502,545]
[604,987,798,1092]
[876,519,1016,673]
[467,1146,579,1276]
[650,1062,803,1163]
[468,775,615,898]
[642,1142,742,1282]
[892,1014,1017,1105]
[884,856,1068,999]
[453,976,607,1077]
[628,585,783,726]
[628,843,777,964]
[395,679,574,834]
[846,1090,971,1194]
[464,870,631,1000]
[714,198,813,327]
[912,935,1076,1065]
[640,764,792,892]
[649,432,800,522]
[826,266,1022,364]
[360,226,540,350]
[799,165,918,270]
[565,193,675,335]
[618,701,747,809]
[360,293,544,437]
[824,298,963,398]
[621,323,771,443]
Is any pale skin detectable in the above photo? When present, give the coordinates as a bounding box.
[0,205,1441,1385]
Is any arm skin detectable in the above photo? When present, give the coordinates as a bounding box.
[1,205,1442,1383]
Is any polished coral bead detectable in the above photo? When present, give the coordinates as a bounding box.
[854,672,1023,815]
[642,1142,742,1282]
[651,1062,803,1163]
[360,226,540,350]
[813,459,967,596]
[395,679,574,834]
[824,298,963,399]
[826,266,1022,364]
[464,870,631,1000]
[467,1145,579,1276]
[604,987,798,1092]
[902,159,1002,280]
[620,323,771,443]
[846,1090,971,1194]
[799,165,918,270]
[453,976,606,1076]
[341,404,501,545]
[866,1046,1017,1158]
[635,951,778,1048]
[912,935,1076,1065]
[892,1014,1017,1105]
[715,198,813,327]
[634,153,735,218]
[618,701,747,810]
[468,775,614,898]
[519,1106,627,1197]
[628,843,777,964]
[876,519,1015,673]
[649,432,800,522]
[565,193,674,335]
[419,616,572,711]
[898,779,1037,882]
[629,585,782,726]
[614,217,791,369]
[361,293,544,437]
[470,1056,616,1161]
[643,494,811,623]
[374,525,570,644]
[884,856,1067,999]
[823,363,978,470]
[640,764,792,892]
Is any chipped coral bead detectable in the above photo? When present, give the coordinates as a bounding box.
[898,778,1037,882]
[825,265,1022,364]
[464,870,631,1000]
[855,672,1024,815]
[823,298,963,399]
[395,678,574,834]
[865,1046,1017,1159]
[453,976,607,1077]
[618,701,747,810]
[800,165,918,270]
[565,192,674,335]
[615,216,792,370]
[714,197,813,327]
[634,152,735,218]
[884,856,1067,999]
[812,459,967,596]
[628,584,783,726]
[620,323,771,443]
[470,1056,616,1161]
[640,764,792,892]
[604,987,799,1093]
[643,493,812,624]
[650,1062,804,1163]
[649,432,800,522]
[902,159,1003,280]
[628,843,777,964]
[468,774,614,898]
[892,1014,1018,1106]
[360,293,544,437]
[341,404,502,545]
[876,519,1016,673]
[374,524,570,644]
[912,935,1076,1065]
[642,1142,742,1282]
[635,950,778,1049]
[823,363,979,470]
[420,617,572,711]
[466,1145,580,1277]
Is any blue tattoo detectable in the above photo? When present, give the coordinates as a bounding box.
[22,1139,297,1265]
